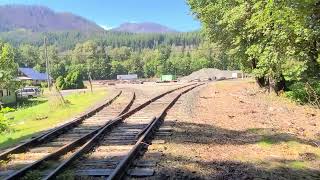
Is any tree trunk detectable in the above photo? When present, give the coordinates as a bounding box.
[256,77,266,88]
[252,58,266,87]
[268,76,277,94]
[308,40,320,78]
[268,75,286,95]
[275,74,286,94]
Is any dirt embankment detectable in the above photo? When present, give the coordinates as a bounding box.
[154,80,320,179]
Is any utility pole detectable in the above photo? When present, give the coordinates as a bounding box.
[88,72,93,93]
[44,36,51,91]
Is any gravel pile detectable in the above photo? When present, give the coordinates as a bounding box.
[180,68,239,81]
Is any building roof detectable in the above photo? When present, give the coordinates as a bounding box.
[18,68,51,81]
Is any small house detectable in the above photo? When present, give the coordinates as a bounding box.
[0,89,16,105]
[18,68,52,85]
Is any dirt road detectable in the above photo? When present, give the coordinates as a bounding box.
[151,80,320,179]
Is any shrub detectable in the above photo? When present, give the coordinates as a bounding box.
[0,107,15,133]
[55,71,84,90]
[40,82,48,88]
[21,170,41,180]
[55,76,65,90]
[286,81,320,107]
[285,82,307,103]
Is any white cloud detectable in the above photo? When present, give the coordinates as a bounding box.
[99,24,114,30]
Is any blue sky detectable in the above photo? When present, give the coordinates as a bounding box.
[0,0,200,31]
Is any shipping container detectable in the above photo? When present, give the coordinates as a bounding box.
[160,75,176,82]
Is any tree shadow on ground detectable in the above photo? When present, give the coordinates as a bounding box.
[152,121,320,179]
[156,155,320,180]
[167,121,318,147]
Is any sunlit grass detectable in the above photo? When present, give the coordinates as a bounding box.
[287,161,307,170]
[257,136,277,148]
[0,89,107,149]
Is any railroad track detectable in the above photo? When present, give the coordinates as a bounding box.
[44,83,200,180]
[0,83,201,180]
[0,91,136,180]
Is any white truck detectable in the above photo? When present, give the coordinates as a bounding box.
[16,87,41,99]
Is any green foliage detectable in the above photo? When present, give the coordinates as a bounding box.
[188,0,320,94]
[33,64,44,73]
[1,27,237,84]
[0,30,202,51]
[50,62,67,79]
[21,170,41,180]
[0,107,15,133]
[18,44,39,67]
[56,170,75,180]
[110,60,126,78]
[0,90,107,149]
[55,76,65,90]
[6,36,236,81]
[0,42,19,89]
[286,81,320,105]
[56,71,84,90]
[285,82,308,103]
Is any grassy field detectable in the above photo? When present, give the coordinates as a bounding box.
[0,89,108,149]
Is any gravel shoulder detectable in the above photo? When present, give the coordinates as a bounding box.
[153,79,320,179]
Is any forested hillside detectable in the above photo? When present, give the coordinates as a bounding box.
[0,30,201,51]
[0,25,238,89]
[9,38,234,80]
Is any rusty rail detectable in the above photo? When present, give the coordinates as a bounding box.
[4,92,135,180]
[43,83,196,180]
[107,83,203,180]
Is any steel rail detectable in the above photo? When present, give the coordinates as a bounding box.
[107,83,203,180]
[0,91,122,161]
[43,83,196,180]
[4,92,136,180]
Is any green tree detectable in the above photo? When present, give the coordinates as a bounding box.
[188,0,320,93]
[18,44,39,67]
[0,42,18,89]
[110,60,126,79]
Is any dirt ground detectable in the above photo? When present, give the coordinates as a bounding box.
[153,79,320,179]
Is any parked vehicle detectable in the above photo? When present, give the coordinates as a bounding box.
[17,87,41,99]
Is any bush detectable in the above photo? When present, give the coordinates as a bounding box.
[55,71,84,90]
[40,82,48,88]
[285,82,307,103]
[286,81,320,107]
[55,76,65,90]
[0,107,15,133]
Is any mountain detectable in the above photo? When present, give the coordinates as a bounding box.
[0,5,104,32]
[112,22,177,33]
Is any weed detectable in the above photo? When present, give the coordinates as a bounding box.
[257,136,276,148]
[56,170,75,180]
[287,161,307,170]
[21,170,42,180]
